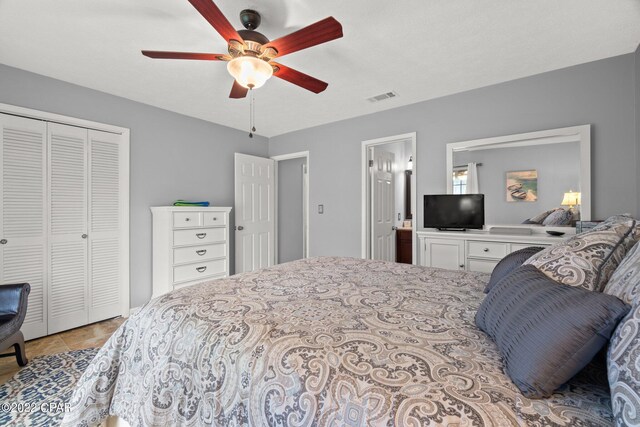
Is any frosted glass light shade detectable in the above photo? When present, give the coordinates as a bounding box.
[227,56,273,89]
[561,191,581,207]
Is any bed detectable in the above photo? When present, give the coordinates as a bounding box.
[61,257,613,426]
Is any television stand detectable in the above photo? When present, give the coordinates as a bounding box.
[416,230,568,273]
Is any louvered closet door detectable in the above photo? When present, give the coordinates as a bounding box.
[88,130,124,322]
[48,123,89,334]
[0,114,48,340]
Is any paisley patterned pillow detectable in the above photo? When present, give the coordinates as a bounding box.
[600,214,637,227]
[604,242,640,304]
[524,208,561,224]
[608,304,640,427]
[605,242,640,426]
[523,218,638,291]
[541,208,573,226]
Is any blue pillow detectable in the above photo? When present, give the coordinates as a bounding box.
[476,265,630,398]
[484,246,545,293]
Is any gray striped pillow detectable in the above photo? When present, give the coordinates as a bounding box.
[476,265,630,398]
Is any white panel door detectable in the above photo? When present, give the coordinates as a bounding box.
[371,149,395,261]
[234,153,275,273]
[0,114,48,340]
[48,123,89,334]
[88,130,124,323]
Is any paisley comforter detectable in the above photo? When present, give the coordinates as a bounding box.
[62,257,613,426]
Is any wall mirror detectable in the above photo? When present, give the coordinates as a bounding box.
[446,125,591,227]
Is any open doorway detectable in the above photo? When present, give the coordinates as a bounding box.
[361,133,416,264]
[272,151,309,264]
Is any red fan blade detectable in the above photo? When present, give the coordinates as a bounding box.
[142,50,229,60]
[187,0,243,43]
[272,62,328,94]
[230,80,249,98]
[264,17,343,58]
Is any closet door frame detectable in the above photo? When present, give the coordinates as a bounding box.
[0,102,130,321]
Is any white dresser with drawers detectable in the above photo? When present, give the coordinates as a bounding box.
[151,206,232,298]
[417,229,569,273]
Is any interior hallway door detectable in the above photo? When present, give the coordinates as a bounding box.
[371,148,395,261]
[234,153,275,273]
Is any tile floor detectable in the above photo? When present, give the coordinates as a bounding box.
[0,316,125,385]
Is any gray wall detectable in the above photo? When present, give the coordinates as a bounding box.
[269,53,638,258]
[277,157,305,263]
[454,142,580,225]
[0,64,269,308]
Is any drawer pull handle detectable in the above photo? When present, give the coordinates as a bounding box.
[483,248,489,252]
[196,266,207,273]
[185,217,191,222]
[196,249,207,256]
[459,264,465,268]
[0,239,7,245]
[196,233,207,239]
[212,217,217,221]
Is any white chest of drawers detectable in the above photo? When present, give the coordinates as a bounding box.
[151,206,232,298]
[417,230,569,273]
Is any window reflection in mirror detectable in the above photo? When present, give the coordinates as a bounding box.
[452,168,468,195]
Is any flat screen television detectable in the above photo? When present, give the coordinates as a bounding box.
[423,194,485,230]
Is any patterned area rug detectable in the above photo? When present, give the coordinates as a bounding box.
[0,348,98,427]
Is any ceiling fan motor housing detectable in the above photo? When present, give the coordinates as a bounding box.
[232,10,272,59]
[240,9,261,30]
[238,29,269,44]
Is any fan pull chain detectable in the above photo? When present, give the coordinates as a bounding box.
[249,89,256,138]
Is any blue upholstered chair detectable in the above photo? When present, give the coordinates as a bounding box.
[0,283,30,366]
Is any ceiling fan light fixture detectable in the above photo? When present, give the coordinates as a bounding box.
[227,56,273,89]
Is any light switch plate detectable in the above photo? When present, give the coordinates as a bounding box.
[318,204,324,214]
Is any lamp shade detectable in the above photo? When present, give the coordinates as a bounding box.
[561,191,581,207]
[227,56,273,89]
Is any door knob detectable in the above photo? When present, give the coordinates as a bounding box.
[237,226,244,231]
[0,239,7,245]
[392,226,398,230]
[82,234,88,239]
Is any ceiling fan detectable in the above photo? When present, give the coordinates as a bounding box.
[141,0,343,99]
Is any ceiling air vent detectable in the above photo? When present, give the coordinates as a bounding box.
[367,91,398,103]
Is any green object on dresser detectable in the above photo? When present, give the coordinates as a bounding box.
[172,200,210,207]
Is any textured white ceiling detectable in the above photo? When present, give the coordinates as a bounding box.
[0,0,639,137]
